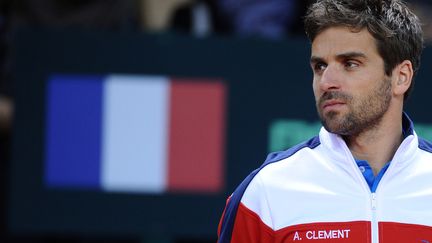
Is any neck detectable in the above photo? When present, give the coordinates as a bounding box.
[343,111,404,176]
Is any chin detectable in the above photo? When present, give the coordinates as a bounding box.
[321,115,349,135]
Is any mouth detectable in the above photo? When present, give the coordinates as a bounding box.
[321,100,346,111]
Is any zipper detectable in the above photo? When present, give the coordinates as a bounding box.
[371,193,378,243]
[336,135,384,243]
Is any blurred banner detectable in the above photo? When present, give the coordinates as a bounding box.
[45,74,226,194]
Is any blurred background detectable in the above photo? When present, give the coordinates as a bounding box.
[1,0,432,242]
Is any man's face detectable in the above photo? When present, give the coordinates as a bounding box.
[311,27,392,136]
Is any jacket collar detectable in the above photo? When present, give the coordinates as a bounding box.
[319,112,418,170]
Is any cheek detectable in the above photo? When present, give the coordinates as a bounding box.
[312,81,321,101]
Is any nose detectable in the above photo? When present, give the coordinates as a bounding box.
[318,65,341,91]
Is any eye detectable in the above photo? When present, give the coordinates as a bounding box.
[313,62,327,73]
[345,60,360,69]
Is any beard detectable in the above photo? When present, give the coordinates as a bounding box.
[316,78,392,136]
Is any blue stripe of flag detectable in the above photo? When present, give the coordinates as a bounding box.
[45,75,104,189]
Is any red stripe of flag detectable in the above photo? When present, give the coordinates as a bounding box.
[167,79,226,193]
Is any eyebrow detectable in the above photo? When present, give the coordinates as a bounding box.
[310,52,367,64]
[336,51,367,60]
[310,56,324,65]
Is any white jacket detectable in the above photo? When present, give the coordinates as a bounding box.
[218,114,432,243]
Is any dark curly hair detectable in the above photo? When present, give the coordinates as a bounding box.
[304,0,424,99]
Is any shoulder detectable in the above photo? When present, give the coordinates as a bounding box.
[416,137,432,169]
[230,135,322,208]
[418,136,432,153]
[251,135,322,184]
[262,135,321,167]
[238,136,322,226]
[217,136,322,241]
[241,135,321,201]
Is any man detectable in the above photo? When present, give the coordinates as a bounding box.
[218,0,432,242]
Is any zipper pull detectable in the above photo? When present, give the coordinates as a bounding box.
[371,193,377,210]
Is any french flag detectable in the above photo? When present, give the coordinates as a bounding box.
[45,74,226,194]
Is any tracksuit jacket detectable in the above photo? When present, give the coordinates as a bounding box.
[218,113,432,243]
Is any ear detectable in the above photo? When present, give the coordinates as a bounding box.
[392,60,413,96]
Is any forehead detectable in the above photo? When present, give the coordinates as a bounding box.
[311,26,380,59]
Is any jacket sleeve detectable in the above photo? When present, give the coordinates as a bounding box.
[217,173,275,243]
[219,201,274,243]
